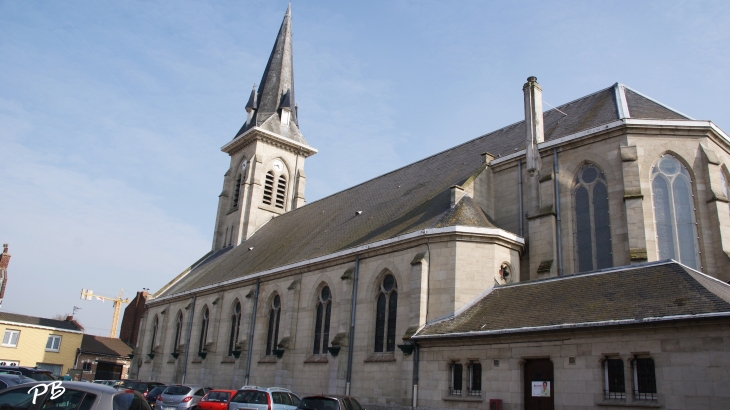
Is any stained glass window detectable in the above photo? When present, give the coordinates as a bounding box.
[573,164,612,272]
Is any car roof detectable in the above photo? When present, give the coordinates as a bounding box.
[238,386,292,392]
[0,366,51,372]
[0,374,33,381]
[301,395,353,400]
[166,384,206,389]
[209,389,237,393]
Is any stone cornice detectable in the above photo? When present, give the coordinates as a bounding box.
[221,127,317,157]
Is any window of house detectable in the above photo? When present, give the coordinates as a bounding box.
[228,302,242,356]
[603,358,625,399]
[149,316,158,354]
[467,362,481,396]
[1,330,19,347]
[198,307,209,355]
[232,174,242,208]
[263,172,275,205]
[449,363,463,395]
[82,362,92,371]
[651,155,699,269]
[374,274,398,353]
[275,175,287,209]
[45,335,61,352]
[173,312,183,352]
[632,358,657,401]
[573,163,612,272]
[266,295,281,356]
[313,286,332,354]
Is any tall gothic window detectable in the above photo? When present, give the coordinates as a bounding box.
[265,295,281,356]
[173,312,183,352]
[275,175,287,209]
[573,164,612,272]
[263,172,275,205]
[228,302,242,356]
[149,315,158,354]
[198,307,209,355]
[721,169,730,215]
[651,155,699,269]
[374,273,398,353]
[313,286,332,354]
[232,174,242,208]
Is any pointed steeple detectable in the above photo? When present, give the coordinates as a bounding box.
[236,5,306,144]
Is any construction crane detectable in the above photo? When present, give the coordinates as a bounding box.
[80,288,130,338]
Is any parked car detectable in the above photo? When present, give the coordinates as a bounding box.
[0,380,152,410]
[118,380,165,396]
[146,385,168,409]
[196,390,236,410]
[0,366,56,381]
[157,384,211,410]
[0,374,35,390]
[229,387,300,410]
[296,395,364,410]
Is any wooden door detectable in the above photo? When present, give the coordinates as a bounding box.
[524,359,554,410]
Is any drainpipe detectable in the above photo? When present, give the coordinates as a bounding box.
[553,148,563,276]
[412,341,420,409]
[345,256,360,395]
[181,295,196,384]
[518,160,524,237]
[244,280,260,386]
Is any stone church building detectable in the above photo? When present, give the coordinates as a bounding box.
[132,7,730,410]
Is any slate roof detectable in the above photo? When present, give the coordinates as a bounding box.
[0,312,83,332]
[157,84,694,298]
[415,261,730,338]
[80,334,132,357]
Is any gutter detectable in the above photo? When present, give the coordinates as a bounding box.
[345,256,360,396]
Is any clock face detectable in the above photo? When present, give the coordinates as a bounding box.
[272,159,284,172]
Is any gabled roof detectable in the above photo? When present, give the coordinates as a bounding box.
[157,84,699,299]
[415,261,730,339]
[80,334,132,357]
[0,312,83,332]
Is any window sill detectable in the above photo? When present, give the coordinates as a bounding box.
[304,355,328,364]
[596,400,660,408]
[442,395,483,402]
[45,349,60,353]
[364,353,396,363]
[1,345,17,348]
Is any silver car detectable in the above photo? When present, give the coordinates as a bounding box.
[0,380,151,410]
[229,387,300,410]
[157,385,211,410]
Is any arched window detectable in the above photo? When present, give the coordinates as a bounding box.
[198,307,209,355]
[228,301,242,356]
[172,312,183,351]
[275,175,287,209]
[265,295,281,356]
[573,164,612,272]
[263,172,275,205]
[149,315,158,354]
[721,168,730,215]
[232,174,242,208]
[313,286,332,354]
[374,274,398,353]
[651,155,699,269]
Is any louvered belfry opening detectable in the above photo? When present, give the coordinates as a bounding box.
[263,172,275,205]
[275,176,287,209]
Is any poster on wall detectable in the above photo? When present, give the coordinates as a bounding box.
[531,381,551,397]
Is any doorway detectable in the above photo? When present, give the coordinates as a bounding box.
[524,358,554,410]
[95,361,123,380]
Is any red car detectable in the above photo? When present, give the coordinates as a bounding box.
[197,389,237,410]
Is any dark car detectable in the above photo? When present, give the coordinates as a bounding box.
[118,380,165,396]
[0,380,152,410]
[0,374,35,390]
[146,385,167,409]
[296,395,365,410]
[0,366,56,381]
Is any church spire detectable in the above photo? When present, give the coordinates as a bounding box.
[236,5,305,143]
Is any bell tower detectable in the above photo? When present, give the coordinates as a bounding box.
[212,6,317,250]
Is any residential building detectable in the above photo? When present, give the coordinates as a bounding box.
[76,334,132,381]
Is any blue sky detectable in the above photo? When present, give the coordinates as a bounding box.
[1,0,729,337]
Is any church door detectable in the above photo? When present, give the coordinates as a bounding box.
[524,359,554,410]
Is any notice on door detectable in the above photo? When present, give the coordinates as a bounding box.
[531,381,551,397]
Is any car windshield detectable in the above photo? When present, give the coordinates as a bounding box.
[113,392,150,410]
[298,398,339,410]
[204,392,230,402]
[165,386,192,396]
[148,387,166,396]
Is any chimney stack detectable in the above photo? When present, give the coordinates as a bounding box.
[523,76,544,176]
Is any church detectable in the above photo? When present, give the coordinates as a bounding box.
[131,7,730,410]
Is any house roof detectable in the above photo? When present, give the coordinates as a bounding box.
[0,312,84,332]
[415,261,730,339]
[80,334,132,357]
[156,83,697,299]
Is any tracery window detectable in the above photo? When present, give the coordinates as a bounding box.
[198,307,209,355]
[173,311,183,351]
[651,155,699,269]
[265,295,281,356]
[573,164,612,272]
[313,286,332,354]
[374,273,397,353]
[149,315,158,354]
[232,174,242,208]
[263,172,275,205]
[275,175,287,209]
[228,302,242,356]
